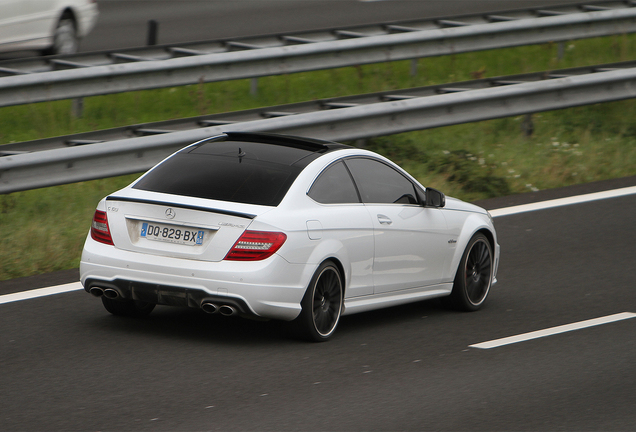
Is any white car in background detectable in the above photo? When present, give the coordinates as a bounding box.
[81,132,500,342]
[0,0,98,55]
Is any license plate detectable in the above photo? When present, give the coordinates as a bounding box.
[140,222,205,246]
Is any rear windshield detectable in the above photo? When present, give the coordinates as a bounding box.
[133,152,302,206]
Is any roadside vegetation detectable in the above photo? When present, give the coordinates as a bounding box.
[1,35,636,280]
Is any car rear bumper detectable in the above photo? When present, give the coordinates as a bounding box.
[84,277,256,316]
[80,236,312,321]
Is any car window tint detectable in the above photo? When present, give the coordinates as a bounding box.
[308,161,360,204]
[345,158,419,205]
[133,153,298,206]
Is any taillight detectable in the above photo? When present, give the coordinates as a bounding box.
[91,210,114,245]
[224,231,287,261]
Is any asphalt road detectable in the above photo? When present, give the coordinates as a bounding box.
[81,0,583,52]
[1,3,634,430]
[1,177,635,431]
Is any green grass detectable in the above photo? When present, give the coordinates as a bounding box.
[365,103,636,202]
[1,35,636,280]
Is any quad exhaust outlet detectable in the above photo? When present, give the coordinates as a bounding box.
[89,287,104,297]
[201,302,218,314]
[89,289,240,316]
[201,302,238,316]
[219,305,237,316]
[89,286,121,299]
[103,288,120,299]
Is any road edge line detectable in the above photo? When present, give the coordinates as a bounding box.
[0,282,83,305]
[470,312,636,349]
[489,186,636,217]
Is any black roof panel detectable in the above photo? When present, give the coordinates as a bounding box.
[190,140,319,167]
[133,132,349,206]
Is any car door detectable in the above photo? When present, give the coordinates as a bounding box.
[344,157,451,294]
[307,160,375,298]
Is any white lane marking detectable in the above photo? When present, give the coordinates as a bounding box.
[490,185,636,217]
[0,282,83,305]
[2,185,636,305]
[470,312,636,349]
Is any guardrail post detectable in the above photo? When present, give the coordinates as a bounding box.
[557,41,565,61]
[354,139,368,148]
[410,59,418,77]
[521,114,534,137]
[250,78,258,97]
[71,98,84,118]
[147,20,159,46]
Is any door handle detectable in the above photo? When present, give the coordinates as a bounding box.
[377,214,392,225]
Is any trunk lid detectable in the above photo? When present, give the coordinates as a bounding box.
[103,189,272,262]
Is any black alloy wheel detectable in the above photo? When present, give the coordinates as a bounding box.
[297,261,343,342]
[446,233,493,311]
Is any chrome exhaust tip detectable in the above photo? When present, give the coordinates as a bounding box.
[89,287,104,297]
[103,288,120,299]
[219,305,237,316]
[201,302,219,314]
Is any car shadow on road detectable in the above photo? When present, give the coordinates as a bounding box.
[83,298,453,345]
[85,305,295,345]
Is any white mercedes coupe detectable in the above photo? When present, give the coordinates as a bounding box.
[81,132,500,341]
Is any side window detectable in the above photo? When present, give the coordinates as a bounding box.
[308,161,361,204]
[345,158,419,205]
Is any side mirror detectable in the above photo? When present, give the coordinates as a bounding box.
[425,188,445,208]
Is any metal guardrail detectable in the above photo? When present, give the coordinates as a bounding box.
[2,62,636,194]
[1,1,636,107]
[2,60,634,156]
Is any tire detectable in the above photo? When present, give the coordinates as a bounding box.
[102,297,155,318]
[43,17,78,55]
[445,233,493,311]
[296,261,343,342]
